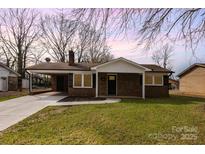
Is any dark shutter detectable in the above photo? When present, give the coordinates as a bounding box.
[93,74,96,88]
[68,73,73,88]
[163,75,169,86]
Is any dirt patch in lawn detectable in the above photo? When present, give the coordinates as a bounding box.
[58,96,106,102]
[0,90,28,97]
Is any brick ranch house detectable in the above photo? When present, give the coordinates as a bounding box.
[178,63,205,96]
[26,51,173,98]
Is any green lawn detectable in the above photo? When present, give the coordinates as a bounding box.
[0,96,205,144]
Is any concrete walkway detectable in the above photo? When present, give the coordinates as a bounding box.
[53,98,121,106]
[0,92,120,131]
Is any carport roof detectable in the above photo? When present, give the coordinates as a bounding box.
[26,62,99,71]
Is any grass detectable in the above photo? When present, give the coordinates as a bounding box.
[0,95,205,144]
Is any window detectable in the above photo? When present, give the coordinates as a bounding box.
[145,75,153,85]
[74,74,82,87]
[109,76,115,80]
[145,74,163,86]
[84,74,92,87]
[73,73,92,88]
[154,75,163,85]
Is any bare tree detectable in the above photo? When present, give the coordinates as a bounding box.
[74,23,92,63]
[152,43,173,70]
[78,24,113,63]
[72,8,205,51]
[0,46,16,68]
[82,45,113,63]
[72,20,113,63]
[28,47,47,65]
[40,9,78,62]
[0,9,39,90]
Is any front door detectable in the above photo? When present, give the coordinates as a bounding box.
[108,75,116,96]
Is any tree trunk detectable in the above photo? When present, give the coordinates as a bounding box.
[22,53,26,79]
[17,53,23,91]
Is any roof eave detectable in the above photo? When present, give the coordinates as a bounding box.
[146,70,174,73]
[0,62,21,76]
[91,57,151,71]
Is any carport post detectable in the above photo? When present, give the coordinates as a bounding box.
[142,72,145,99]
[96,71,98,97]
[29,73,33,94]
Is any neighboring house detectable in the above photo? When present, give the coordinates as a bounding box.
[26,51,173,98]
[169,78,179,90]
[178,63,205,95]
[0,62,20,91]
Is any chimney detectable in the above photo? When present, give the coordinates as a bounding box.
[69,50,75,66]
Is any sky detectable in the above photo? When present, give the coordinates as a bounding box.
[40,9,205,76]
[108,38,205,76]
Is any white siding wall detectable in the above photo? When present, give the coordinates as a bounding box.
[0,66,9,91]
[0,66,10,77]
[97,60,145,73]
[0,66,18,91]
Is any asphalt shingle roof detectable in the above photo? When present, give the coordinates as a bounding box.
[177,63,205,77]
[141,64,173,73]
[26,62,99,71]
[0,62,20,76]
[26,61,172,73]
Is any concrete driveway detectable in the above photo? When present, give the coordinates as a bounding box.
[0,92,67,131]
[0,92,120,131]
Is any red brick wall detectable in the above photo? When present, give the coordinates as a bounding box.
[117,73,142,97]
[51,73,169,98]
[145,86,169,97]
[51,75,57,91]
[98,73,107,96]
[145,75,169,98]
[98,73,142,97]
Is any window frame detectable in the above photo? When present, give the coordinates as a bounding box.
[145,74,164,86]
[73,73,83,88]
[73,73,93,88]
[145,74,153,85]
[154,75,164,86]
[83,74,92,88]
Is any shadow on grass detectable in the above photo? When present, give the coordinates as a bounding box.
[121,95,205,105]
